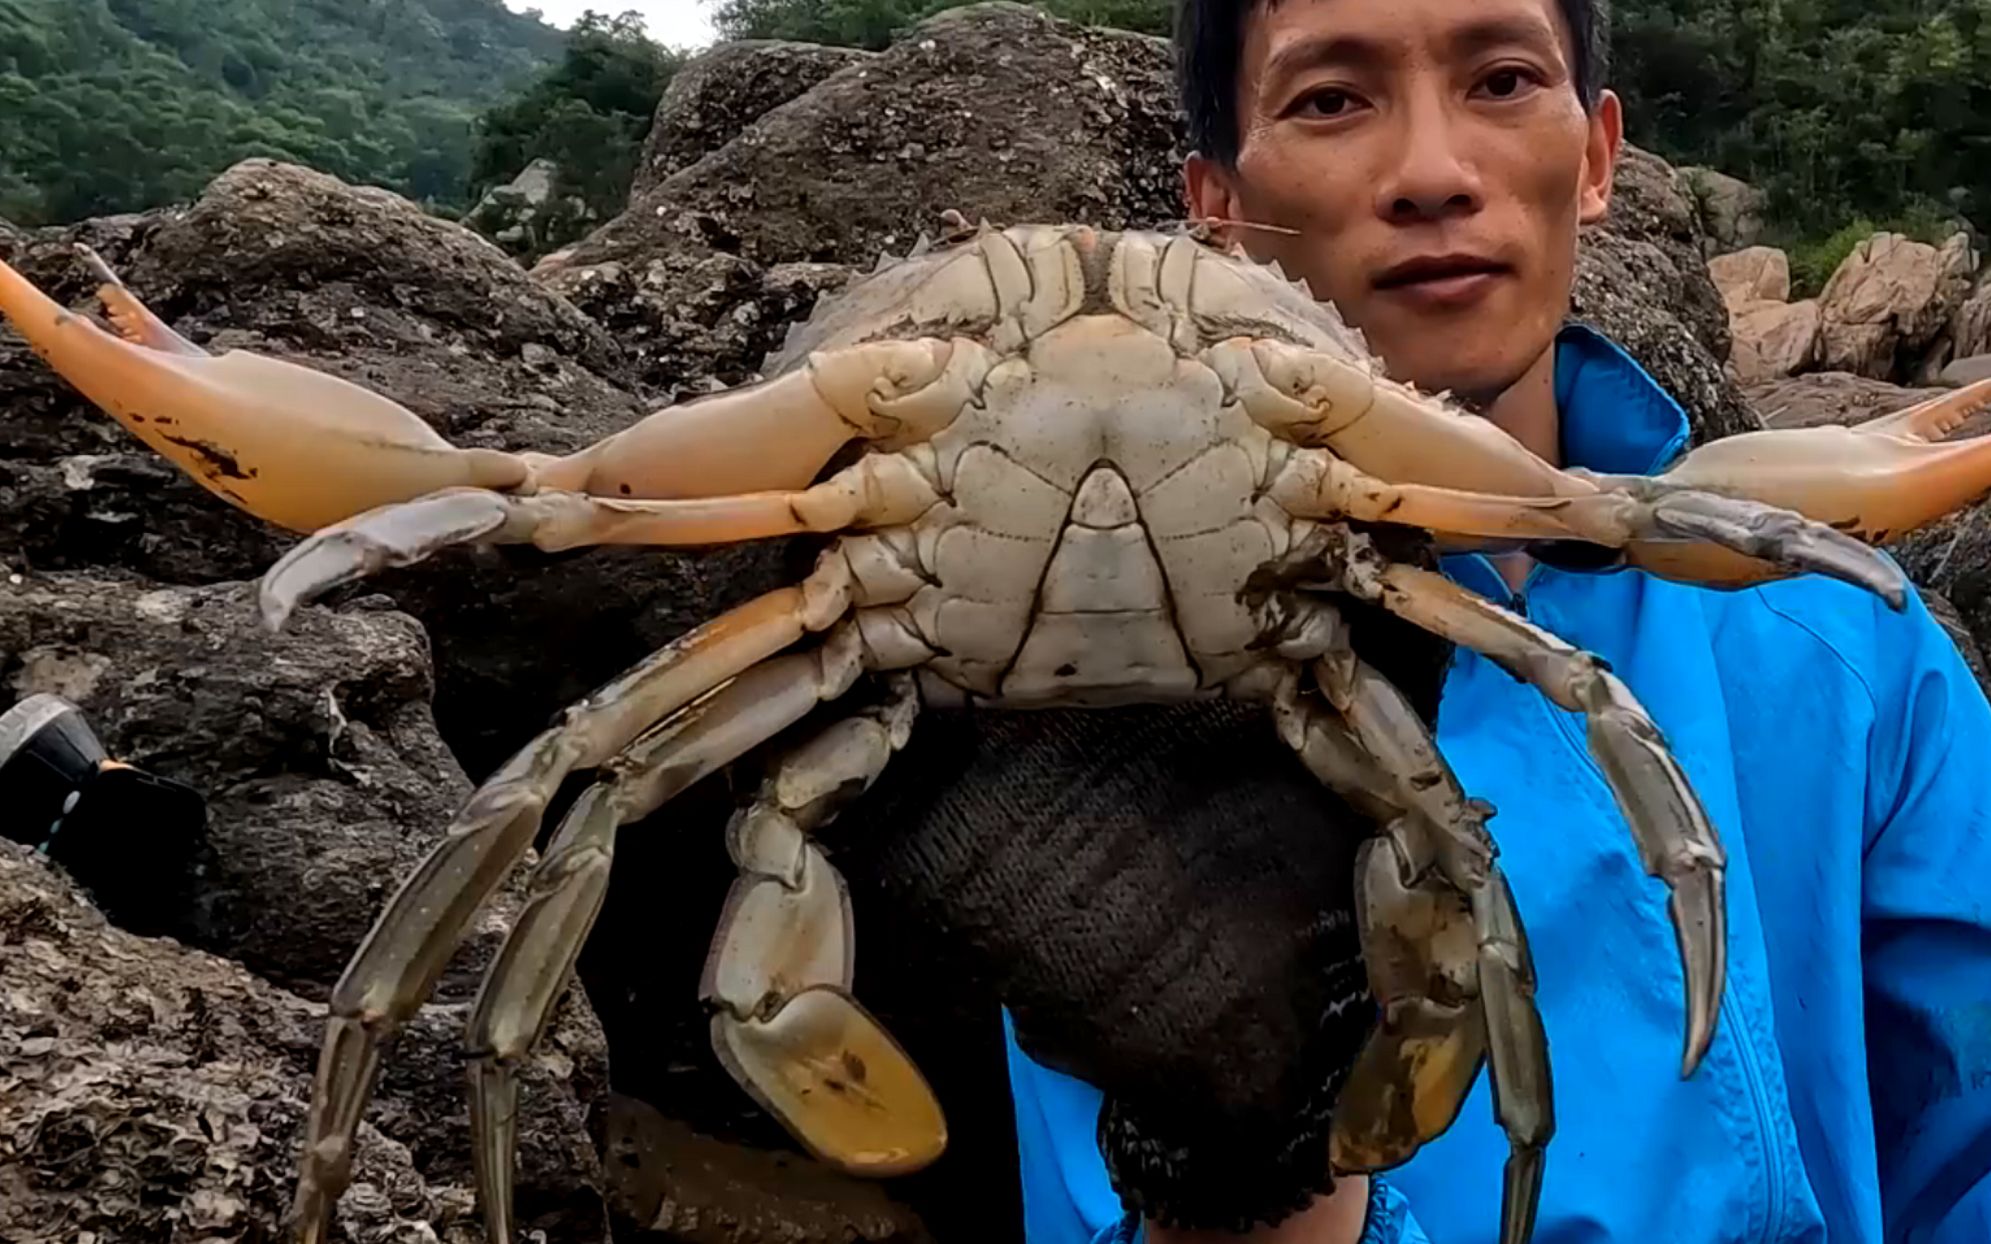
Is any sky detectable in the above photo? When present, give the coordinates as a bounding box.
[504,1,719,49]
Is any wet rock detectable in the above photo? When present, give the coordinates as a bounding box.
[1923,589,1991,695]
[635,41,876,199]
[0,836,611,1243]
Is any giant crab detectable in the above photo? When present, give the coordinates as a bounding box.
[4,221,1989,1244]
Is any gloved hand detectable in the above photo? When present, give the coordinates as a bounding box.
[823,599,1451,1233]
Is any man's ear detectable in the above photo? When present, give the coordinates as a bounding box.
[1184,152,1244,245]
[1578,89,1624,225]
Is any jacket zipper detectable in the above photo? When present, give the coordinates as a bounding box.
[1488,558,1789,1243]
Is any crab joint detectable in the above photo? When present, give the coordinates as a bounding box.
[807,337,995,446]
[1205,337,1379,441]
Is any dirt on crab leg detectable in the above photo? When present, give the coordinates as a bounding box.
[257,450,945,630]
[1267,447,1911,608]
[1337,538,1730,1079]
[702,674,945,1178]
[286,566,862,1244]
[460,641,938,1244]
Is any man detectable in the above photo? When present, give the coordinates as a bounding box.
[996,1,1991,1241]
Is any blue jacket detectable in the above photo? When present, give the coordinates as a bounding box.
[1002,325,1991,1244]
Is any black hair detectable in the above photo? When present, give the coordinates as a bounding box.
[1175,0,1610,166]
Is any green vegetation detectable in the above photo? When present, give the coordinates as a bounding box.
[1610,0,1988,247]
[469,11,681,235]
[714,0,1988,259]
[0,0,569,224]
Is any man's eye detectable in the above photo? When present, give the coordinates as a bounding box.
[1298,88,1357,118]
[1481,69,1534,99]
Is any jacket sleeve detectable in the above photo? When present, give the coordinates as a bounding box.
[1859,594,1991,1242]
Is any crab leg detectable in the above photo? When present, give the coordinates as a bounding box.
[1269,447,1909,607]
[287,560,863,1244]
[0,248,992,528]
[1278,634,1553,1244]
[702,674,945,1177]
[1337,537,1729,1077]
[257,451,942,629]
[461,636,936,1243]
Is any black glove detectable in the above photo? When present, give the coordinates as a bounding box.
[824,599,1450,1232]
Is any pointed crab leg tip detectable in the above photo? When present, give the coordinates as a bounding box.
[1671,875,1726,1078]
[1500,1150,1546,1244]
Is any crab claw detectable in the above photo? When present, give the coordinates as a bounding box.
[0,250,531,533]
[1596,380,1991,552]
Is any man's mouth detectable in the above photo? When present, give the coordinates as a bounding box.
[1372,254,1513,302]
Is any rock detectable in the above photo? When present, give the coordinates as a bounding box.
[1575,144,1761,442]
[1923,589,1991,696]
[1954,277,1991,360]
[0,835,612,1242]
[601,1094,933,1242]
[0,160,803,780]
[1709,247,1791,311]
[1745,372,1950,429]
[1897,503,1991,688]
[0,573,483,997]
[1728,297,1820,384]
[1679,166,1766,254]
[462,157,597,260]
[1817,232,1974,380]
[634,40,876,199]
[1943,353,1991,388]
[554,5,1184,276]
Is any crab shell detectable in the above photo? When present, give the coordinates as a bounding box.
[4,223,1990,1244]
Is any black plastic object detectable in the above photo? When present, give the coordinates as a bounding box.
[0,693,208,933]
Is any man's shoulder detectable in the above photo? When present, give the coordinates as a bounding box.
[1685,567,1982,735]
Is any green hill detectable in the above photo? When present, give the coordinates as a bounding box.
[0,0,565,224]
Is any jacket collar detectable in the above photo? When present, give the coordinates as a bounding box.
[1438,321,1693,602]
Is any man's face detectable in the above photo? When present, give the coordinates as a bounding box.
[1185,0,1622,403]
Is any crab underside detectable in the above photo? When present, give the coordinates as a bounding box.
[4,221,1990,1244]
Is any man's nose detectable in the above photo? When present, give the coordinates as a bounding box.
[1373,96,1485,223]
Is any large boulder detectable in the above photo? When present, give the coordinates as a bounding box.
[1709,246,1791,311]
[461,157,598,261]
[1573,144,1762,442]
[1943,354,1991,388]
[0,820,611,1241]
[1817,232,1975,380]
[1678,166,1766,255]
[1729,298,1821,385]
[634,40,876,199]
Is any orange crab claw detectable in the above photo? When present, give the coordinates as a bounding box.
[0,250,531,534]
[1650,380,1991,546]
